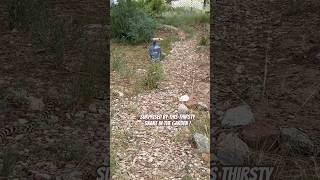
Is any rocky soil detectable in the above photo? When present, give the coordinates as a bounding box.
[0,1,108,179]
[212,0,320,179]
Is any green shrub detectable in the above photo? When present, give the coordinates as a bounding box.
[142,62,164,89]
[136,0,167,17]
[199,36,208,46]
[146,0,167,16]
[159,8,209,27]
[111,0,157,44]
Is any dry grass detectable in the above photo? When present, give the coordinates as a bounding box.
[248,145,320,180]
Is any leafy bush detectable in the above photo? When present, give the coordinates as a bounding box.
[146,0,167,16]
[142,62,164,89]
[111,0,157,44]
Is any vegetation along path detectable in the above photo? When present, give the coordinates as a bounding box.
[111,25,210,180]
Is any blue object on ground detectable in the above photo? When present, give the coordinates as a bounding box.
[149,40,161,61]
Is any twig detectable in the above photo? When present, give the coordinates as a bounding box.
[75,151,90,169]
[262,32,271,99]
[292,82,320,118]
[190,68,196,95]
[228,87,247,105]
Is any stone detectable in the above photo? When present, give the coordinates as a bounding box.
[186,96,197,108]
[66,113,71,119]
[75,111,86,118]
[112,89,124,97]
[196,102,209,111]
[178,104,189,114]
[280,127,314,155]
[98,109,107,115]
[47,87,59,97]
[26,96,45,111]
[193,133,209,153]
[222,105,254,127]
[29,171,52,180]
[217,133,250,165]
[59,170,83,180]
[179,95,190,102]
[316,52,320,61]
[201,153,210,163]
[18,118,28,124]
[89,103,97,113]
[49,115,59,124]
[235,64,245,73]
[241,122,280,151]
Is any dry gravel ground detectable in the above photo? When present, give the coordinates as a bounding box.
[111,27,210,179]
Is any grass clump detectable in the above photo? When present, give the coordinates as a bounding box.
[60,141,87,162]
[6,0,32,29]
[0,149,17,177]
[189,110,209,137]
[198,36,208,46]
[142,62,164,90]
[111,0,157,44]
[111,53,135,79]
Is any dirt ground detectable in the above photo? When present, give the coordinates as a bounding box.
[0,1,108,179]
[212,0,320,179]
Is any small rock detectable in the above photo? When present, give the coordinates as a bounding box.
[26,96,45,111]
[60,170,82,180]
[98,109,107,115]
[217,133,250,165]
[148,157,154,163]
[201,153,210,163]
[197,102,209,111]
[193,133,209,153]
[113,89,124,97]
[316,52,320,61]
[47,87,59,97]
[178,104,189,114]
[66,113,71,119]
[18,118,28,124]
[15,134,24,141]
[11,28,18,33]
[222,105,254,127]
[136,69,146,75]
[89,103,97,113]
[29,171,52,180]
[235,64,245,73]
[179,95,190,102]
[280,127,314,155]
[49,115,59,124]
[75,111,86,118]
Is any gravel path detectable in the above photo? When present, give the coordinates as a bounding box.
[111,33,210,179]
